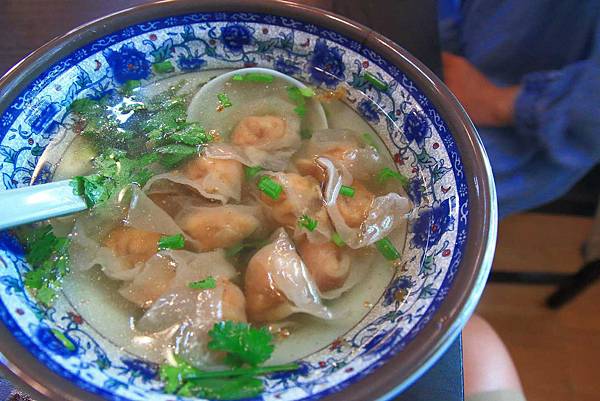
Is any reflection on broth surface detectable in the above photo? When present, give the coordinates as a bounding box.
[24,69,411,396]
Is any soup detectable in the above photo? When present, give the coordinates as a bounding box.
[22,69,411,399]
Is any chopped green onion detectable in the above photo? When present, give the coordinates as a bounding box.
[232,72,274,84]
[331,232,345,247]
[362,133,380,152]
[158,233,185,250]
[293,105,306,117]
[188,276,217,290]
[299,87,315,97]
[339,185,355,197]
[257,176,283,200]
[363,71,388,91]
[298,215,318,231]
[244,166,263,180]
[217,93,232,108]
[300,128,312,140]
[153,60,175,74]
[50,329,76,352]
[121,79,141,95]
[287,86,314,117]
[286,86,305,104]
[377,167,409,187]
[375,237,401,260]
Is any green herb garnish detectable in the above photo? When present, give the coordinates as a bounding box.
[208,321,274,367]
[331,232,345,247]
[69,97,132,149]
[376,167,409,188]
[153,60,175,74]
[363,71,389,91]
[300,128,312,140]
[177,377,264,400]
[257,176,283,200]
[154,143,199,168]
[299,87,315,97]
[232,72,274,84]
[160,355,298,400]
[50,329,76,352]
[22,225,70,306]
[225,239,270,258]
[142,96,187,135]
[244,166,263,180]
[71,151,158,207]
[286,86,314,117]
[375,237,401,260]
[150,122,212,146]
[121,79,142,95]
[188,276,217,290]
[217,93,232,108]
[339,185,355,197]
[298,215,318,232]
[293,105,306,117]
[362,133,380,152]
[158,233,185,250]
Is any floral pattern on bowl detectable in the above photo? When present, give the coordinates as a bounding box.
[0,11,476,401]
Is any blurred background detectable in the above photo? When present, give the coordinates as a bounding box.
[1,1,599,401]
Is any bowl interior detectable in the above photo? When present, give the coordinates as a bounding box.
[0,6,484,401]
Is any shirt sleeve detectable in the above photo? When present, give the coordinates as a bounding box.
[437,0,463,54]
[514,23,600,171]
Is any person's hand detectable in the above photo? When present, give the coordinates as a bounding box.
[442,52,521,127]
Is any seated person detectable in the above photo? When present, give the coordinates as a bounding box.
[439,0,600,218]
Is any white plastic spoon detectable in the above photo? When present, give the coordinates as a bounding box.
[0,180,87,230]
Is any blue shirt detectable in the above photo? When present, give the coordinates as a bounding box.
[439,0,600,217]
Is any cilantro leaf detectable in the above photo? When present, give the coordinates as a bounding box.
[178,377,263,400]
[153,60,175,74]
[160,356,298,399]
[22,225,70,307]
[150,122,212,147]
[188,276,216,290]
[208,321,274,367]
[71,151,158,208]
[69,96,133,150]
[120,79,141,96]
[154,143,199,168]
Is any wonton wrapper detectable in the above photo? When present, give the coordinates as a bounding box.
[318,157,411,249]
[294,128,382,182]
[257,172,333,243]
[244,228,332,322]
[143,154,243,204]
[135,268,245,367]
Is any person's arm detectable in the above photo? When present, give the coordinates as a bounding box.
[514,55,600,169]
[443,22,600,173]
[442,52,521,127]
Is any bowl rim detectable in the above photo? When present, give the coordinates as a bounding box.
[0,1,497,400]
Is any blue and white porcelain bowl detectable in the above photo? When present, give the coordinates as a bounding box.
[0,1,497,400]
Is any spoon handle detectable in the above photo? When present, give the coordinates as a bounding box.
[0,180,87,230]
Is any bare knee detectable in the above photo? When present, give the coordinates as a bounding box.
[463,314,523,397]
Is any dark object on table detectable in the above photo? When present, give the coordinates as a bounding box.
[0,378,32,401]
